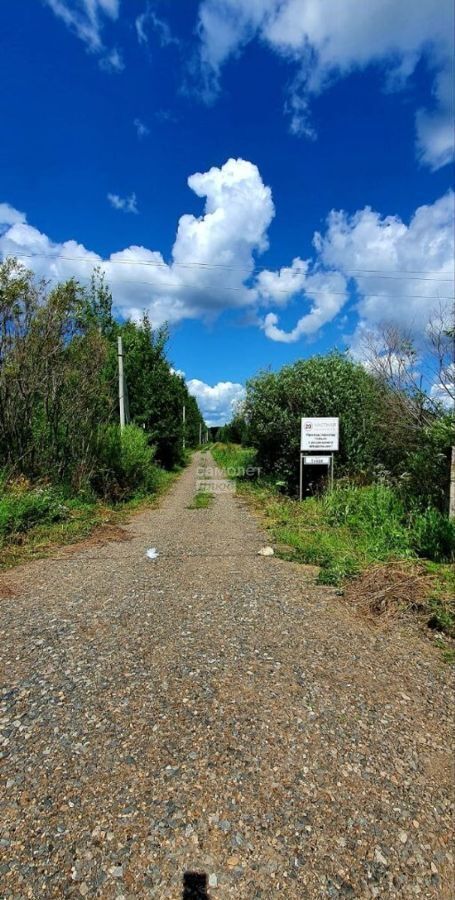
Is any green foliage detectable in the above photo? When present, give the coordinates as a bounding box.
[323,483,410,554]
[0,485,68,542]
[244,353,384,490]
[94,424,160,500]
[402,416,454,513]
[0,257,205,495]
[272,484,414,585]
[211,443,257,478]
[217,413,249,444]
[108,317,202,469]
[409,507,455,563]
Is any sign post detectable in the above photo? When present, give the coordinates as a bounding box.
[300,417,339,499]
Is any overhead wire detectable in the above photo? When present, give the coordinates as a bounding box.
[6,250,455,283]
[37,273,454,302]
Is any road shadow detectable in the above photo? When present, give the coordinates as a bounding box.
[182,871,210,899]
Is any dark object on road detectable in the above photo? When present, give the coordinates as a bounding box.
[182,872,209,899]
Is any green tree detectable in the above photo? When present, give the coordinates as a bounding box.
[244,352,386,490]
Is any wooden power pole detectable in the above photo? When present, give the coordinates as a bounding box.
[117,336,126,430]
[450,445,455,520]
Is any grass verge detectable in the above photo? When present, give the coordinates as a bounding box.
[0,468,179,571]
[213,443,455,647]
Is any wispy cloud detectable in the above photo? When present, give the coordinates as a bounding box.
[195,0,454,170]
[133,118,150,138]
[99,47,124,72]
[44,0,123,72]
[136,4,179,48]
[155,109,178,124]
[107,192,139,214]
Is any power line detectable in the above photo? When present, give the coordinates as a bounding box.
[37,270,455,303]
[6,250,455,283]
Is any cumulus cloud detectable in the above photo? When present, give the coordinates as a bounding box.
[0,160,452,345]
[261,270,348,342]
[107,192,139,214]
[0,159,273,327]
[256,257,308,307]
[0,203,26,227]
[195,0,454,168]
[314,190,455,335]
[44,0,122,71]
[186,379,245,425]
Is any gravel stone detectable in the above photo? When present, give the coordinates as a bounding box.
[0,452,453,898]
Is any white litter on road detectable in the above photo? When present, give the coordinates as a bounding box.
[146,547,159,560]
[258,546,274,556]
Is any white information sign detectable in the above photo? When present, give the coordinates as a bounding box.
[301,417,339,452]
[304,455,331,466]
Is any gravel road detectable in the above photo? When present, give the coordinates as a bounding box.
[0,452,453,899]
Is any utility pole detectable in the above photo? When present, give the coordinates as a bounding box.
[117,336,125,430]
[450,445,455,520]
[199,422,202,446]
[182,404,186,451]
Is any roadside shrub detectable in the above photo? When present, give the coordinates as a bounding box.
[0,486,68,541]
[410,508,455,563]
[244,353,385,491]
[402,417,454,513]
[94,424,160,500]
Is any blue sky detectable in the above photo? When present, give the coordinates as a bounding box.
[0,0,453,423]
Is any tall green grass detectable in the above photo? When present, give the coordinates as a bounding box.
[0,486,69,542]
[211,443,257,478]
[212,444,454,584]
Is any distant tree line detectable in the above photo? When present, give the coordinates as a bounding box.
[0,258,204,499]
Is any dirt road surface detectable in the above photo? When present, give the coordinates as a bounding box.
[1,453,453,898]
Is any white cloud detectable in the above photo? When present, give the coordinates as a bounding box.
[134,118,150,138]
[0,158,273,327]
[195,0,454,168]
[186,379,245,425]
[99,47,124,72]
[314,190,455,335]
[0,161,452,347]
[0,203,26,227]
[136,5,179,47]
[44,0,122,70]
[256,257,308,307]
[261,271,348,342]
[415,68,454,171]
[107,192,139,214]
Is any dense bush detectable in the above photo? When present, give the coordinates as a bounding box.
[93,425,161,501]
[244,353,385,491]
[402,417,454,513]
